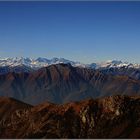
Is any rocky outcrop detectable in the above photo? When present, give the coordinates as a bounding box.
[0,95,140,138]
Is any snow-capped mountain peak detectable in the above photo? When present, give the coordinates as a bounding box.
[0,57,139,74]
[0,57,85,69]
[88,60,140,69]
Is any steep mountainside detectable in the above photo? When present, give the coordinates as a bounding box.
[0,64,140,105]
[100,67,140,80]
[0,95,140,138]
[0,97,32,120]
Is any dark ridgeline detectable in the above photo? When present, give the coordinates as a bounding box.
[0,63,140,105]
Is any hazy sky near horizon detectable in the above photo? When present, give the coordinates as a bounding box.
[0,1,140,63]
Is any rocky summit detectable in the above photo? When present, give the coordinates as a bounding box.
[0,95,140,138]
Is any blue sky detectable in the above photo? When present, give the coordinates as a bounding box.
[0,1,140,63]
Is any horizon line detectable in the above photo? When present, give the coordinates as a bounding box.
[0,56,139,65]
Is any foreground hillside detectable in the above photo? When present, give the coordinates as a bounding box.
[0,64,140,105]
[0,95,140,138]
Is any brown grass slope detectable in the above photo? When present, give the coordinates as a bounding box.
[0,64,140,105]
[0,95,140,138]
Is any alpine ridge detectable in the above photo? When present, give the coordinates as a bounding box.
[0,57,140,74]
[0,95,140,138]
[0,57,85,74]
[0,63,140,105]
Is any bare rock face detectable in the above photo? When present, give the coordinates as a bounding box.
[0,95,140,138]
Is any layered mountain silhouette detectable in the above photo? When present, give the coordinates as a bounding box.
[1,63,140,138]
[0,95,140,138]
[0,57,140,81]
[0,63,140,105]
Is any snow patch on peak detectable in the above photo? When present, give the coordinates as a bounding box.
[88,60,140,69]
[0,57,140,73]
[0,57,86,70]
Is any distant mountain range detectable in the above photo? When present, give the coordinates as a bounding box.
[0,57,140,104]
[0,57,140,80]
[0,57,84,71]
[0,57,140,72]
